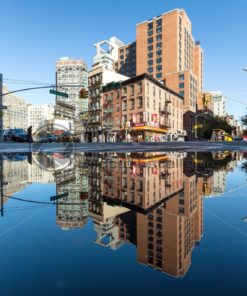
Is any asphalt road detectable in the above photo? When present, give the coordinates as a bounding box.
[0,141,247,153]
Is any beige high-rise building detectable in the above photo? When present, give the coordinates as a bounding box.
[56,57,88,120]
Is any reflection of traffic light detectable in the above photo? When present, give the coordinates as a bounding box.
[79,88,88,98]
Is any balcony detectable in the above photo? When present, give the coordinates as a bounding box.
[160,122,171,129]
[160,107,171,115]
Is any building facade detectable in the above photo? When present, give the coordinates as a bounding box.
[28,104,54,133]
[56,57,88,120]
[211,91,226,117]
[136,9,204,140]
[115,42,136,77]
[102,73,185,142]
[2,85,28,130]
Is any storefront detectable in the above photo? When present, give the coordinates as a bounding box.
[120,126,167,142]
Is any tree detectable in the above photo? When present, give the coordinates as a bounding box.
[241,114,247,126]
[197,115,233,140]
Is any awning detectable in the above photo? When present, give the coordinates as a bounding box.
[121,126,167,134]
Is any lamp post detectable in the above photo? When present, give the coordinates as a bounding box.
[243,67,247,72]
[194,111,209,139]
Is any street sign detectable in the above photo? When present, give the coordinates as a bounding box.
[49,89,68,98]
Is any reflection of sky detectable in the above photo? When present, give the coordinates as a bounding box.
[1,159,247,294]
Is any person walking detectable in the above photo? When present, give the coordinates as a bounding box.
[27,126,33,143]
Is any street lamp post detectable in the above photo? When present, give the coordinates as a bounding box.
[243,67,247,72]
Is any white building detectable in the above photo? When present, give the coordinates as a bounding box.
[93,36,124,70]
[211,91,226,117]
[28,104,54,133]
[56,57,88,120]
[3,85,28,130]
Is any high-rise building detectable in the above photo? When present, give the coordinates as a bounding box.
[115,41,136,77]
[136,9,204,140]
[28,104,54,133]
[55,57,88,120]
[2,85,28,130]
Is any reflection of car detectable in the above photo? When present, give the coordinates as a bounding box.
[3,129,28,142]
[36,134,57,143]
[56,131,80,143]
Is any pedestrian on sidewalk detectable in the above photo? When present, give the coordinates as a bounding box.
[27,126,33,143]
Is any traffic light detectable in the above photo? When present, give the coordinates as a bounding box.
[79,88,88,98]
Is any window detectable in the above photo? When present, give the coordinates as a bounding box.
[139,112,143,123]
[148,67,153,73]
[156,57,162,64]
[179,82,184,89]
[156,65,162,71]
[156,35,162,41]
[148,52,153,58]
[137,82,142,93]
[156,27,162,33]
[122,87,127,97]
[156,43,162,49]
[122,101,127,111]
[148,60,153,66]
[130,84,134,96]
[179,73,184,81]
[179,91,184,97]
[148,30,153,36]
[120,48,124,54]
[156,50,162,56]
[148,22,153,30]
[148,37,153,44]
[138,97,143,108]
[120,55,124,60]
[148,45,153,51]
[156,73,162,79]
[156,18,162,27]
[130,99,134,110]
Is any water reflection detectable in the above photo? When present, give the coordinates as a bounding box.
[0,151,242,278]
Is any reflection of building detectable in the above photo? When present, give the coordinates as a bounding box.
[102,152,185,212]
[212,171,226,196]
[55,167,89,230]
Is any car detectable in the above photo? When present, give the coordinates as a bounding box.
[233,137,243,141]
[3,128,28,142]
[36,133,57,143]
[56,131,80,143]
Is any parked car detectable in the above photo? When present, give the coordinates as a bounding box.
[56,131,80,143]
[3,128,28,142]
[243,135,247,141]
[36,133,57,143]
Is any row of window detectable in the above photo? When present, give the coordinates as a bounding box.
[148,35,162,44]
[147,18,162,30]
[148,43,162,51]
[147,27,162,36]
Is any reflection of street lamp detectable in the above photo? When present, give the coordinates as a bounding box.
[194,111,209,139]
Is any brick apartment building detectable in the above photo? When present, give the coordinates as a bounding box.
[132,9,204,140]
[102,73,186,142]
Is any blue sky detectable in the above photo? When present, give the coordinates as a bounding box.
[1,0,247,119]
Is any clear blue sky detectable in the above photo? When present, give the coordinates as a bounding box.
[1,0,247,118]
